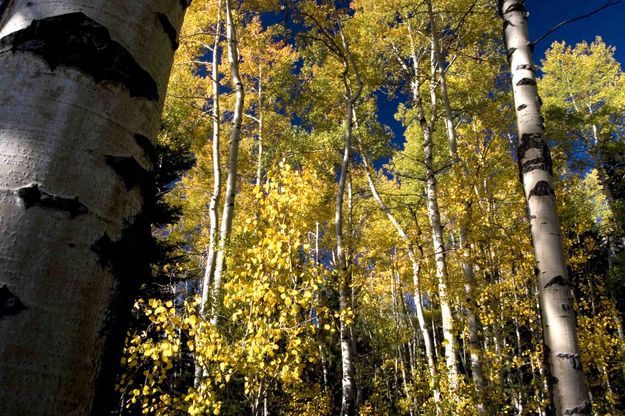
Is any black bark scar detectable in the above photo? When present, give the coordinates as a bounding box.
[0,12,158,101]
[556,353,581,370]
[563,401,591,415]
[0,0,10,22]
[104,155,150,190]
[518,133,553,175]
[544,275,569,288]
[90,214,154,413]
[516,78,536,86]
[515,64,534,71]
[505,3,527,14]
[133,133,158,165]
[18,183,88,218]
[528,180,555,198]
[0,285,26,318]
[157,12,179,50]
[517,104,527,111]
[506,47,516,60]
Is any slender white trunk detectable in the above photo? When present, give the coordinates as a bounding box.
[335,22,362,416]
[200,0,222,317]
[407,22,459,395]
[211,0,244,326]
[427,2,485,405]
[337,96,356,416]
[0,1,186,413]
[359,139,440,403]
[256,64,263,186]
[500,1,590,414]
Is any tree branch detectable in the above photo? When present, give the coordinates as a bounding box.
[530,0,622,46]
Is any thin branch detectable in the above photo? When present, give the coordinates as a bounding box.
[531,0,622,46]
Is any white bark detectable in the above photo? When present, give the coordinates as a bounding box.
[0,0,185,414]
[406,21,459,395]
[358,138,440,404]
[256,63,263,186]
[500,1,590,414]
[427,2,485,406]
[334,21,362,416]
[200,0,222,318]
[210,0,244,326]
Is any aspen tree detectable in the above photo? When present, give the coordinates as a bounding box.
[211,0,245,325]
[0,0,186,413]
[499,1,591,414]
[426,1,486,407]
[200,0,222,317]
[406,21,460,396]
[358,138,442,405]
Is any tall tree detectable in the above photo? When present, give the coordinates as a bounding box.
[499,1,591,414]
[0,0,187,414]
[200,0,223,318]
[210,0,245,325]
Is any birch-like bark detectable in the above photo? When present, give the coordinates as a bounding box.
[407,22,459,395]
[499,1,590,414]
[334,21,362,416]
[358,139,440,404]
[427,2,485,406]
[0,1,186,413]
[200,0,222,318]
[256,64,264,186]
[211,0,244,326]
[337,96,356,416]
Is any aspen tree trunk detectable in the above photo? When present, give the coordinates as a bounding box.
[561,75,619,223]
[200,0,222,317]
[0,1,186,414]
[335,21,362,416]
[407,22,459,395]
[211,0,244,326]
[256,64,263,186]
[426,2,485,407]
[499,1,590,414]
[337,95,356,416]
[359,141,441,404]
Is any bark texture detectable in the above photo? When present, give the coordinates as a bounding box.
[0,1,185,414]
[335,22,362,416]
[406,21,459,395]
[499,1,590,414]
[211,0,244,326]
[427,2,485,407]
[360,142,441,404]
[200,0,222,318]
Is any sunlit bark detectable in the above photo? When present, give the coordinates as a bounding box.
[0,0,186,413]
[499,1,590,414]
[211,0,244,326]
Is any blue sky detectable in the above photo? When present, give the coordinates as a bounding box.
[377,1,625,156]
[528,0,625,64]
